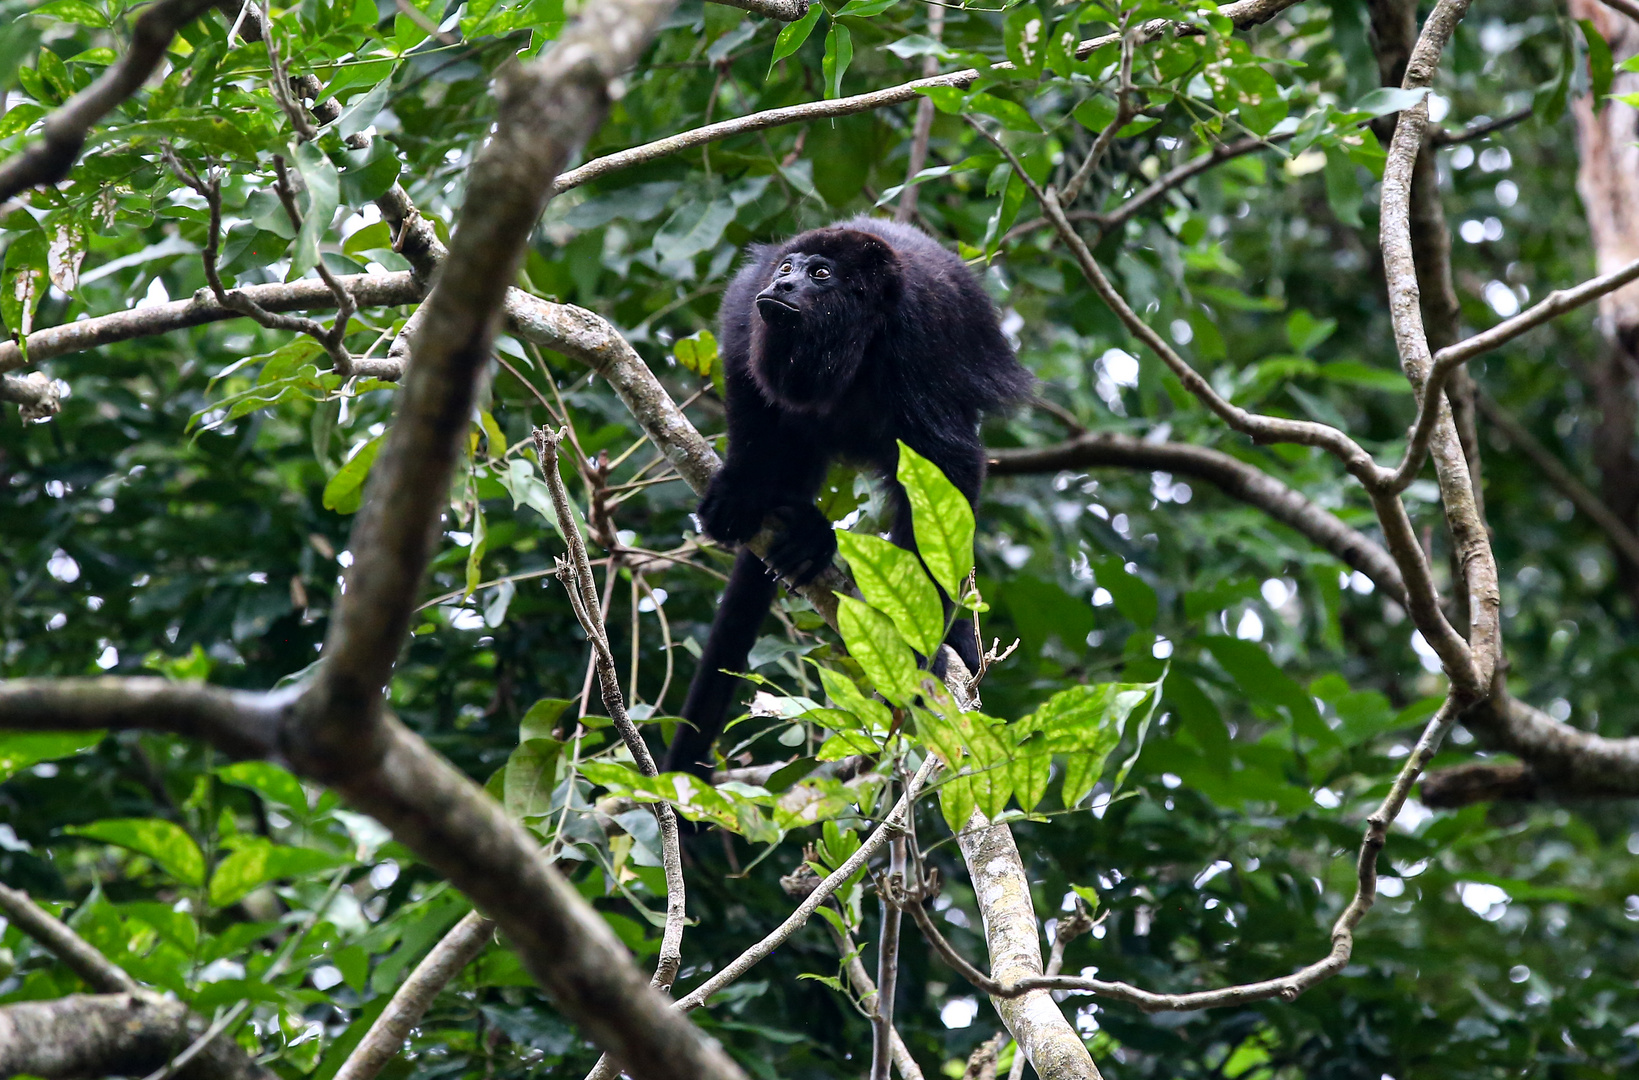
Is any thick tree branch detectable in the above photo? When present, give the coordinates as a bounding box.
[0,0,221,203]
[0,993,273,1080]
[955,812,1102,1079]
[988,434,1409,606]
[0,677,282,759]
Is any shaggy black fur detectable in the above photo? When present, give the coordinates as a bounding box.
[663,217,1032,776]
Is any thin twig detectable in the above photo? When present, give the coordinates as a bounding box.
[536,427,687,995]
[1061,19,1138,205]
[1429,106,1532,146]
[818,913,926,1080]
[870,827,907,1080]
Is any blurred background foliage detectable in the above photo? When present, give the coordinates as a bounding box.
[2,0,1638,1076]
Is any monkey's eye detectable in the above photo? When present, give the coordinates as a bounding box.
[812,266,831,279]
[778,262,793,274]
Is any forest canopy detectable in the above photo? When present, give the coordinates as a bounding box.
[3,0,1639,1077]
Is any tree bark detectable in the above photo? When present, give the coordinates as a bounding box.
[1568,0,1639,604]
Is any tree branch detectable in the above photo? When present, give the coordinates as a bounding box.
[818,914,926,1080]
[0,677,282,759]
[0,883,136,993]
[0,993,273,1080]
[1,371,63,421]
[0,0,222,204]
[1429,106,1532,146]
[332,912,496,1080]
[1374,0,1497,702]
[549,0,1306,197]
[987,434,1409,606]
[710,0,809,20]
[0,273,423,376]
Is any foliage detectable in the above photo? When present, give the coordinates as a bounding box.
[4,0,1639,1077]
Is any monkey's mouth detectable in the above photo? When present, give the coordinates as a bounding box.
[755,295,801,319]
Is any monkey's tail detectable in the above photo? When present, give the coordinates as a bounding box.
[662,548,779,777]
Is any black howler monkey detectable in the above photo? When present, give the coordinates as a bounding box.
[662,217,1032,777]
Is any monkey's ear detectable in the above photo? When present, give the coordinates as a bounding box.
[849,233,903,299]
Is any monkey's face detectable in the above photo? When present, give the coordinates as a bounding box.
[749,230,901,409]
[754,252,837,325]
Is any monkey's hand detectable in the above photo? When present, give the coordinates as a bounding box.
[763,503,836,587]
[696,473,773,545]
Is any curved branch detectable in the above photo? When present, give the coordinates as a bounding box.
[0,676,282,759]
[0,0,222,204]
[987,434,1408,606]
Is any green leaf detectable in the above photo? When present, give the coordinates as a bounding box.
[1320,359,1413,393]
[1323,148,1363,228]
[1203,636,1332,745]
[674,329,719,378]
[836,531,943,656]
[1578,19,1614,108]
[290,142,342,281]
[1003,5,1046,78]
[653,197,736,263]
[768,3,822,78]
[216,761,308,810]
[464,505,487,600]
[31,0,109,27]
[505,738,565,820]
[968,92,1041,133]
[895,440,974,597]
[68,818,206,886]
[209,839,346,907]
[835,595,921,705]
[334,78,389,137]
[0,731,104,783]
[835,0,897,17]
[815,666,894,735]
[823,23,853,99]
[1349,86,1429,118]
[1017,683,1128,807]
[1285,309,1336,354]
[323,432,387,514]
[520,698,574,741]
[1093,556,1157,628]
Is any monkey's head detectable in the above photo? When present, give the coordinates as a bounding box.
[749,228,903,409]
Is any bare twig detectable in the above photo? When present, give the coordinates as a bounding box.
[550,0,1305,196]
[672,755,940,1012]
[906,702,1458,1013]
[870,829,907,1080]
[1061,20,1138,205]
[0,270,417,379]
[536,427,686,993]
[1390,253,1639,492]
[0,0,221,203]
[1430,106,1532,146]
[818,914,926,1080]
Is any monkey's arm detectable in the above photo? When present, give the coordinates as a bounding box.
[697,369,835,584]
